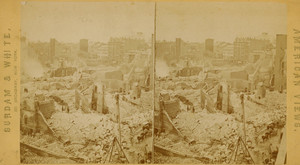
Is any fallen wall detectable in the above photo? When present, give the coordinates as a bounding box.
[38,100,55,119]
[154,111,181,135]
[74,89,91,113]
[21,110,52,134]
[200,90,215,113]
[37,111,53,134]
[164,99,181,119]
[21,111,37,132]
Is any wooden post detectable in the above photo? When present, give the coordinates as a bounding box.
[115,137,129,163]
[34,100,40,133]
[159,95,164,132]
[116,94,121,144]
[91,85,97,111]
[152,3,157,163]
[241,94,246,142]
[227,84,230,113]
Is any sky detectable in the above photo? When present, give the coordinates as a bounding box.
[21,2,287,43]
[156,2,287,43]
[21,2,155,42]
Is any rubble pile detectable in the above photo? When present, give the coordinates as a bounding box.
[120,100,144,118]
[21,81,152,163]
[21,134,68,156]
[157,76,204,91]
[20,150,76,164]
[24,111,115,162]
[154,62,286,164]
[48,89,74,103]
[20,35,154,164]
[48,111,118,143]
[172,111,238,161]
[155,136,195,155]
[122,111,152,126]
[155,89,286,163]
[140,91,153,111]
[154,152,203,164]
[174,111,238,142]
[45,102,152,163]
[173,89,202,108]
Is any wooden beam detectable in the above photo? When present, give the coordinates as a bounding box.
[275,127,287,165]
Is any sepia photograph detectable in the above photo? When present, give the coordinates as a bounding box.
[20,2,154,164]
[4,0,300,164]
[14,1,289,164]
[153,2,287,164]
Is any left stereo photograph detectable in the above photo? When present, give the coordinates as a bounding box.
[20,1,155,164]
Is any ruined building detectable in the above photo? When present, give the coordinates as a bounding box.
[274,34,287,92]
[21,93,55,134]
[75,83,108,114]
[176,66,203,77]
[51,60,77,77]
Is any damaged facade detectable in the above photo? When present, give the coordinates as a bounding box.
[75,83,107,114]
[21,92,55,134]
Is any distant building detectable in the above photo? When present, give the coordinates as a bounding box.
[75,83,108,114]
[274,34,287,91]
[108,39,124,59]
[233,38,250,61]
[49,39,73,60]
[205,38,214,53]
[184,42,202,58]
[156,41,175,59]
[108,34,148,59]
[51,60,77,77]
[234,35,271,61]
[89,42,108,56]
[80,39,88,52]
[21,94,55,134]
[28,41,50,65]
[214,42,234,58]
[175,38,184,59]
[223,44,234,57]
[49,38,56,61]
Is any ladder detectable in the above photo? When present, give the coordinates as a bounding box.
[103,137,129,164]
[228,136,255,164]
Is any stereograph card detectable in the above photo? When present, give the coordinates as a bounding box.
[0,0,300,164]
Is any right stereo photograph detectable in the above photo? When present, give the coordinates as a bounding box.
[153,2,287,164]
